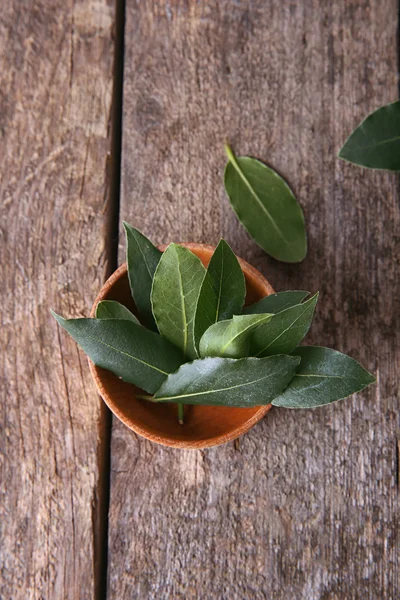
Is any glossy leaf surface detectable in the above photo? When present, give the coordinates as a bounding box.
[154,355,300,407]
[272,346,376,408]
[251,293,318,356]
[338,101,400,171]
[96,300,140,324]
[194,239,246,348]
[243,291,309,315]
[52,312,184,394]
[124,222,162,330]
[199,314,272,359]
[224,145,307,262]
[151,243,206,359]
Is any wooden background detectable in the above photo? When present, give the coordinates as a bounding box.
[1,1,398,599]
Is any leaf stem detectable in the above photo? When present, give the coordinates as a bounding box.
[137,394,184,424]
[136,393,156,402]
[178,403,184,426]
[224,142,237,166]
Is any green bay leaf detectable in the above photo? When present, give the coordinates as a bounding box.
[151,243,206,360]
[243,291,309,315]
[251,293,318,357]
[52,312,184,394]
[96,300,140,324]
[224,145,307,263]
[338,101,400,171]
[124,222,162,331]
[194,239,246,349]
[153,355,300,407]
[199,314,272,359]
[272,346,376,408]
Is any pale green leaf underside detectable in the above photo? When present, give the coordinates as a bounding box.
[154,355,300,407]
[151,244,206,360]
[52,312,184,394]
[272,346,376,408]
[194,239,246,349]
[338,101,400,171]
[243,291,309,315]
[199,313,273,359]
[224,146,307,263]
[251,293,319,357]
[96,300,140,324]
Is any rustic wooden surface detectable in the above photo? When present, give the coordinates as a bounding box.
[0,1,114,598]
[109,1,399,599]
[1,1,399,599]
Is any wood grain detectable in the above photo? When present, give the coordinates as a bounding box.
[109,0,399,598]
[0,1,114,598]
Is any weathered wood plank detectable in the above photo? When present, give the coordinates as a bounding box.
[0,1,114,598]
[110,1,399,598]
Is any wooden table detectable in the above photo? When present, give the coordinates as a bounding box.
[1,1,399,598]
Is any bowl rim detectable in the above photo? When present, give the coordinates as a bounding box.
[89,242,275,449]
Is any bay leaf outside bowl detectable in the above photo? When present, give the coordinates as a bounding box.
[89,243,275,449]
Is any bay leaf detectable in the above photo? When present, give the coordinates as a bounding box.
[199,314,273,359]
[96,300,140,324]
[251,293,318,357]
[151,243,206,360]
[153,355,300,407]
[194,239,246,349]
[272,346,376,408]
[243,290,309,315]
[224,145,307,263]
[52,312,184,394]
[338,101,400,171]
[124,222,162,331]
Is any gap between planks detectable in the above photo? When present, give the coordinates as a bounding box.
[95,1,126,599]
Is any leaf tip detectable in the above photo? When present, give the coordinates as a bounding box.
[122,220,133,234]
[337,146,348,161]
[216,237,231,253]
[50,310,65,326]
[95,302,102,318]
[164,241,180,254]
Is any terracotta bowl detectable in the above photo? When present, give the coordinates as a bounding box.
[89,243,275,449]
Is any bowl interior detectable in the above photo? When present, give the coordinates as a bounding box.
[90,244,275,448]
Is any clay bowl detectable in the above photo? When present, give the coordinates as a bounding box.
[89,243,275,449]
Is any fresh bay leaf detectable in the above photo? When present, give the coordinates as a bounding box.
[251,293,318,357]
[124,222,162,330]
[272,346,376,408]
[224,145,307,263]
[153,355,300,407]
[194,239,246,348]
[151,243,206,360]
[96,300,140,324]
[243,291,309,315]
[199,314,273,359]
[52,312,184,394]
[338,101,400,171]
